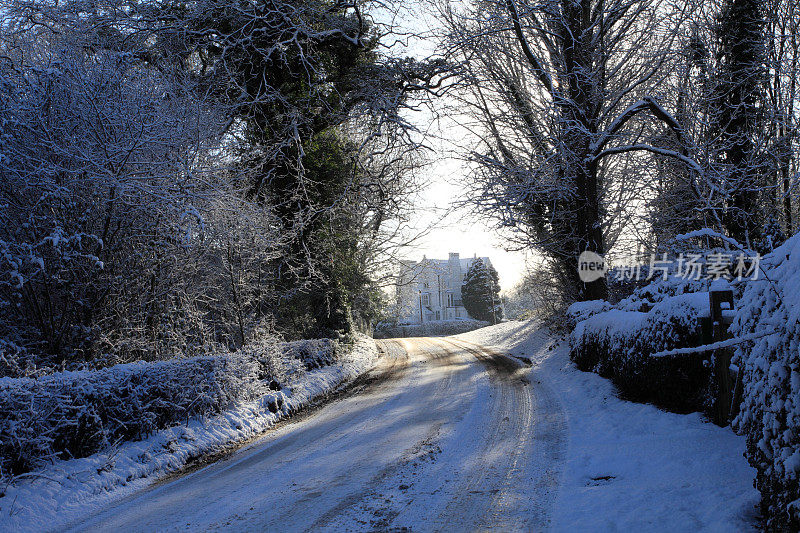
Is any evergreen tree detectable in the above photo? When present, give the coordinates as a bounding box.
[461,260,503,324]
[711,0,769,247]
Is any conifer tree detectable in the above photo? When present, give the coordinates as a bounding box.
[711,0,769,247]
[461,260,503,323]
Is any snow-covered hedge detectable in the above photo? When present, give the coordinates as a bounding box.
[0,335,348,480]
[0,354,264,479]
[731,232,800,530]
[570,293,711,413]
[280,338,338,370]
[0,334,378,531]
[374,319,490,339]
[565,299,612,328]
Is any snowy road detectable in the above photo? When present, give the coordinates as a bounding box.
[66,337,566,532]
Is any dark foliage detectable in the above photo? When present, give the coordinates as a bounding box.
[461,260,503,323]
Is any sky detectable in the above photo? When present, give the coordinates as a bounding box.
[378,2,530,292]
[400,152,530,292]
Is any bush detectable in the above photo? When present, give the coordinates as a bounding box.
[0,332,353,480]
[731,232,800,530]
[569,293,712,413]
[0,354,266,479]
[279,338,340,371]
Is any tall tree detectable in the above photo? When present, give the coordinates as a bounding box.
[149,0,445,337]
[763,0,799,239]
[650,0,796,252]
[437,0,692,303]
[712,0,768,247]
[461,259,503,323]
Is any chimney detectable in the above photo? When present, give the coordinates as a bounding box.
[449,253,462,288]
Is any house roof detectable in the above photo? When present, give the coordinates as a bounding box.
[419,257,491,270]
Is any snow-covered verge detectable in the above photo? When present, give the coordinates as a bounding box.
[731,231,800,530]
[568,292,712,414]
[0,334,378,532]
[374,318,489,339]
[457,321,760,531]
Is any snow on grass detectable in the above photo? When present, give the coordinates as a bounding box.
[457,320,760,531]
[0,335,378,533]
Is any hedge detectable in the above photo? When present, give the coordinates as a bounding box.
[569,293,712,414]
[731,232,800,530]
[374,319,490,339]
[0,335,330,480]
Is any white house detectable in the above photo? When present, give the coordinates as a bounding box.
[395,253,493,324]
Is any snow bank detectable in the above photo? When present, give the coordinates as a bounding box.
[731,231,800,529]
[569,292,711,414]
[458,320,759,531]
[0,335,378,532]
[565,299,611,327]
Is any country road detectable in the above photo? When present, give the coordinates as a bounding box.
[66,337,567,533]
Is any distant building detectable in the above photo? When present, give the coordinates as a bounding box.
[396,253,493,324]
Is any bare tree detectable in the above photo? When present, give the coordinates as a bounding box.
[434,0,697,302]
[650,0,799,252]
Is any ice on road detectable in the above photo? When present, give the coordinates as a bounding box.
[68,337,565,532]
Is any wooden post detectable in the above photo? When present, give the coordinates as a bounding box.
[709,288,735,426]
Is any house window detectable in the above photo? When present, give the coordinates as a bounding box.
[421,294,430,306]
[455,308,460,317]
[423,281,430,288]
[435,310,441,320]
[447,293,454,307]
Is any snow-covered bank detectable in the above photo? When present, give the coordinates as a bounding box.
[457,321,760,531]
[0,335,378,533]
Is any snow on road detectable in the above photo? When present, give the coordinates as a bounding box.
[65,336,563,532]
[456,320,761,531]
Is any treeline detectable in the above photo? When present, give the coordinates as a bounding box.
[0,0,442,375]
[438,0,799,307]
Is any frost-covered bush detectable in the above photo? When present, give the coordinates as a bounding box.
[374,319,490,339]
[731,232,800,530]
[570,310,647,372]
[0,354,265,479]
[565,300,612,329]
[616,273,711,311]
[570,292,711,413]
[0,33,284,371]
[0,332,356,480]
[237,335,304,385]
[0,340,39,379]
[280,339,340,371]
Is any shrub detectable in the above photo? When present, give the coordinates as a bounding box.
[731,232,800,530]
[280,338,340,371]
[0,353,268,479]
[0,331,365,481]
[570,293,712,413]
